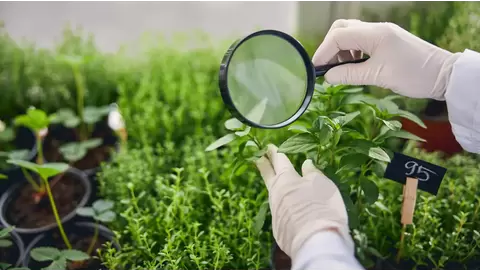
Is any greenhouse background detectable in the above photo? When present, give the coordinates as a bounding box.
[0,1,479,270]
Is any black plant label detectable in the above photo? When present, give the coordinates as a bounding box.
[384,152,447,195]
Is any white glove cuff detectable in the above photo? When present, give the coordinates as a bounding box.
[290,220,355,259]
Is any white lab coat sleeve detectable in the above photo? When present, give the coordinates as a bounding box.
[445,49,480,154]
[291,231,364,270]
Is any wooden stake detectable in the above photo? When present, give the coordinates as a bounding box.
[397,177,418,263]
[401,177,418,225]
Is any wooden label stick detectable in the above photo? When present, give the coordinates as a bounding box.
[401,177,418,225]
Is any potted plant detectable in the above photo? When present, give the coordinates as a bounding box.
[206,83,427,269]
[43,55,120,177]
[0,227,25,268]
[23,199,119,270]
[0,108,91,235]
[0,120,38,194]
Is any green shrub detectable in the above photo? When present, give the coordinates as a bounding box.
[356,142,480,269]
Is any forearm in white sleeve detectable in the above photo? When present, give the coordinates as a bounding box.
[292,231,364,270]
[445,49,480,154]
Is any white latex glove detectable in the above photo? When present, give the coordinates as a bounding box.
[255,144,354,259]
[312,19,462,100]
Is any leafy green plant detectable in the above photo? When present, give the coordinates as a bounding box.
[30,247,89,270]
[0,227,14,249]
[207,83,426,228]
[76,199,116,255]
[53,55,111,141]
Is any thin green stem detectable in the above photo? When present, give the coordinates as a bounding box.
[21,168,42,192]
[72,65,86,141]
[87,222,99,255]
[43,177,72,249]
[36,134,44,165]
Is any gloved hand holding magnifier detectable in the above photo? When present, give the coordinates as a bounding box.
[219,29,368,129]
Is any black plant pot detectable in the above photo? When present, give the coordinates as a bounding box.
[0,168,91,235]
[0,127,38,195]
[0,228,25,267]
[43,118,119,178]
[23,221,120,270]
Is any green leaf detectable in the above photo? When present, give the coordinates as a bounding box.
[235,126,251,137]
[372,161,387,177]
[0,240,12,248]
[374,201,391,213]
[278,133,317,154]
[0,227,13,239]
[245,99,268,124]
[361,178,379,205]
[49,108,80,128]
[61,249,90,261]
[314,83,326,93]
[84,106,110,124]
[44,258,66,270]
[80,138,103,149]
[224,118,244,131]
[0,263,11,269]
[93,199,114,213]
[59,143,87,163]
[0,128,15,142]
[334,111,361,127]
[6,160,39,174]
[253,201,269,234]
[394,110,426,128]
[316,125,334,146]
[339,153,369,170]
[340,87,363,94]
[288,124,309,133]
[348,139,377,155]
[76,207,95,217]
[30,247,61,261]
[95,210,116,222]
[381,119,402,131]
[14,108,50,132]
[205,134,236,152]
[386,130,426,142]
[8,150,30,160]
[0,174,6,180]
[332,129,342,146]
[368,147,391,163]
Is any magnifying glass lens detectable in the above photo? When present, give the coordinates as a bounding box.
[227,34,308,126]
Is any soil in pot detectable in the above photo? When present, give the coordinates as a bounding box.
[24,222,119,270]
[0,169,91,233]
[0,229,25,267]
[43,120,118,175]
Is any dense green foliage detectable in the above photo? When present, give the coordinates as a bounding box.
[1,3,480,268]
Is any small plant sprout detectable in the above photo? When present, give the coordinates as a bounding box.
[55,55,110,141]
[76,199,116,255]
[13,108,51,165]
[30,247,89,270]
[0,227,14,248]
[6,160,71,248]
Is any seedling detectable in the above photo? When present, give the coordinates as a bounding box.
[53,55,110,141]
[207,83,426,229]
[58,138,103,164]
[76,199,116,256]
[30,247,89,270]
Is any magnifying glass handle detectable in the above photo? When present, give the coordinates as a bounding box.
[314,57,369,77]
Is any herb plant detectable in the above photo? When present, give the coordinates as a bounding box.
[207,83,426,228]
[76,199,116,255]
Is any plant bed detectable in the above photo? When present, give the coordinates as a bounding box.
[23,221,119,270]
[43,119,119,177]
[0,167,91,234]
[0,227,25,268]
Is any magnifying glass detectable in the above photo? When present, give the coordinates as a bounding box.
[219,29,367,129]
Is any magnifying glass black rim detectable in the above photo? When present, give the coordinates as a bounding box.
[219,29,315,129]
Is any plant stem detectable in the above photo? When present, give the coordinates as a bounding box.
[36,134,44,165]
[43,177,72,249]
[72,65,86,141]
[87,222,99,255]
[396,223,407,264]
[21,168,42,192]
